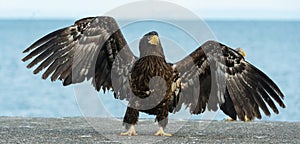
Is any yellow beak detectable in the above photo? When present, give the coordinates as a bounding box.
[148,35,159,45]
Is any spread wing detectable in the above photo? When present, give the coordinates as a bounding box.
[174,40,285,121]
[22,16,136,100]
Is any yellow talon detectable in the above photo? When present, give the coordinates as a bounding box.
[154,127,172,137]
[244,115,253,122]
[120,125,138,136]
[225,117,236,122]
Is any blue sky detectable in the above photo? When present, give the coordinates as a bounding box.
[0,0,299,20]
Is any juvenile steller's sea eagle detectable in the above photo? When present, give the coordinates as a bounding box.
[22,16,285,136]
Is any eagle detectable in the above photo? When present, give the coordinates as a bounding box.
[22,16,285,136]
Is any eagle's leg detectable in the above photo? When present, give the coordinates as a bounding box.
[154,109,172,136]
[121,107,139,136]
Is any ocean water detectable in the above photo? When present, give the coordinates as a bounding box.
[0,19,299,122]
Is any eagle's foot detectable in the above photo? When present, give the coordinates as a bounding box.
[120,125,138,136]
[154,127,172,137]
[225,115,253,122]
[225,117,236,122]
[244,115,253,122]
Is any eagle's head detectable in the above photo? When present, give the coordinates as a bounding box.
[139,31,165,58]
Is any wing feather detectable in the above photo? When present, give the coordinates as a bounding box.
[23,16,136,99]
[236,73,261,118]
[175,40,285,121]
[23,28,66,53]
[226,78,246,120]
[241,71,272,116]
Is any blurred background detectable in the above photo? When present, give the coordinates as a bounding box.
[0,0,299,122]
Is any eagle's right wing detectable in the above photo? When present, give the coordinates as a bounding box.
[22,16,136,100]
[174,40,285,121]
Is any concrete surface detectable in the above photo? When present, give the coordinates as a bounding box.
[0,117,299,144]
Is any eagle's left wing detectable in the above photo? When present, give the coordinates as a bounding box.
[174,40,285,121]
[22,16,136,100]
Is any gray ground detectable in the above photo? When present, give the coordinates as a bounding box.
[0,117,299,144]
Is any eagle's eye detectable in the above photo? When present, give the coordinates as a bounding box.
[148,35,159,45]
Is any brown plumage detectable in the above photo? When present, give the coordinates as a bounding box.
[22,16,285,136]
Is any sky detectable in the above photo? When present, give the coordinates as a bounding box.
[0,0,299,20]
